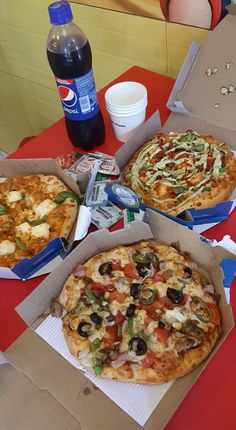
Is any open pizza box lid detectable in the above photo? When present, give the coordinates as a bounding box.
[4,210,236,430]
[166,5,236,133]
[164,4,236,156]
[0,159,90,280]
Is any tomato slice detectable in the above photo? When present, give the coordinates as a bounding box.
[208,303,221,326]
[153,273,166,283]
[141,351,156,368]
[91,283,106,294]
[142,304,159,320]
[154,327,170,343]
[108,291,127,303]
[123,263,139,280]
[156,296,173,310]
[91,283,115,293]
[105,325,118,344]
[115,311,126,325]
[112,260,122,271]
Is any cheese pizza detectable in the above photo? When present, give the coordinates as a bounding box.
[0,174,80,268]
[123,131,236,215]
[57,241,221,384]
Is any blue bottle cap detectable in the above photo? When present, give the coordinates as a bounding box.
[48,1,73,25]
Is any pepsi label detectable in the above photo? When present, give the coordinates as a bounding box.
[55,69,99,121]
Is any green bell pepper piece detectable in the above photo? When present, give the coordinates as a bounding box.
[90,338,101,352]
[15,237,27,251]
[92,356,103,375]
[0,203,6,213]
[54,191,81,204]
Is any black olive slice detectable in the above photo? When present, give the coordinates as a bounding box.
[126,304,136,317]
[90,312,103,325]
[139,288,156,305]
[166,287,183,304]
[136,262,150,277]
[128,337,147,356]
[98,261,113,276]
[183,266,192,278]
[158,321,166,329]
[130,283,140,299]
[77,322,93,338]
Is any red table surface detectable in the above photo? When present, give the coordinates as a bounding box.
[2,66,236,430]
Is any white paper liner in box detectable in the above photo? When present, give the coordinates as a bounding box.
[74,205,91,241]
[35,316,173,426]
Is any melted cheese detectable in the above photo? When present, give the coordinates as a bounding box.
[33,199,56,218]
[0,240,16,255]
[165,308,187,323]
[31,223,50,239]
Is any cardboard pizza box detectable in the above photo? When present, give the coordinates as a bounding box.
[115,6,236,233]
[4,210,236,430]
[0,352,80,430]
[0,158,89,280]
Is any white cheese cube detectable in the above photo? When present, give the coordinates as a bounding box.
[16,222,31,234]
[6,191,23,204]
[0,240,16,255]
[31,223,50,239]
[33,199,56,218]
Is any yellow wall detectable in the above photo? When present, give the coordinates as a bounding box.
[0,0,209,154]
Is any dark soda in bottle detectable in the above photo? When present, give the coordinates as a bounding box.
[47,1,105,150]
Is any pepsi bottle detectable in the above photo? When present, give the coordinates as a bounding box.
[47,1,105,150]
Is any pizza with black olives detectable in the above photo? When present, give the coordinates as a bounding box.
[123,131,236,216]
[0,174,80,268]
[58,241,221,384]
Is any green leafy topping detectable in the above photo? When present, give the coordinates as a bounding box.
[21,204,27,211]
[85,287,96,303]
[29,215,47,226]
[15,237,27,251]
[92,356,103,375]
[219,168,225,173]
[90,338,101,352]
[173,185,184,195]
[194,144,205,152]
[54,191,81,204]
[178,132,196,143]
[21,192,26,199]
[186,133,196,142]
[0,203,7,213]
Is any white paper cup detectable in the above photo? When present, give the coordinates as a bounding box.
[105,81,148,142]
[107,105,147,142]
